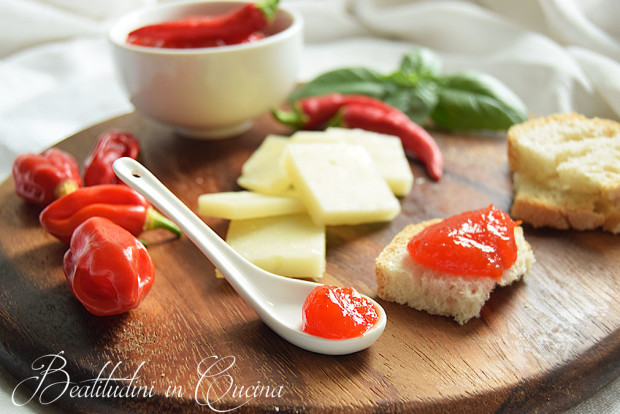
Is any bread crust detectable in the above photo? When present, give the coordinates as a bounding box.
[375,219,441,299]
[508,113,620,234]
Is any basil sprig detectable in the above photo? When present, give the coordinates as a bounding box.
[289,49,528,131]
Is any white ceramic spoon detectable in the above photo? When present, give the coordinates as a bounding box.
[113,157,386,355]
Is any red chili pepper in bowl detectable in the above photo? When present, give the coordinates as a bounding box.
[273,93,443,180]
[12,148,82,206]
[39,184,182,243]
[63,216,155,316]
[84,130,140,186]
[126,0,280,49]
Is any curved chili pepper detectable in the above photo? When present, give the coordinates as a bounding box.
[273,93,443,180]
[335,103,443,181]
[40,184,182,243]
[84,130,140,186]
[126,0,279,49]
[273,93,396,130]
[12,148,81,206]
[63,216,155,316]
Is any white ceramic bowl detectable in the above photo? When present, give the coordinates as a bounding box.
[108,1,302,139]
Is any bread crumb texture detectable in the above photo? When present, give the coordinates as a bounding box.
[375,220,535,325]
[507,113,620,233]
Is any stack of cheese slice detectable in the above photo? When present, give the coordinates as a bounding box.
[198,128,414,280]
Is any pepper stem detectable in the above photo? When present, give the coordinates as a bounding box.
[272,107,305,128]
[144,207,182,238]
[256,0,280,22]
[326,109,345,128]
[54,179,79,199]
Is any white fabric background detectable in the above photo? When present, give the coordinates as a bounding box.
[0,0,618,412]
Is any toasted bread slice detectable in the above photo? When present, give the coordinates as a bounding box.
[507,113,620,233]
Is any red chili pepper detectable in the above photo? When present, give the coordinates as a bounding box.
[84,130,140,186]
[273,93,396,130]
[63,216,155,316]
[12,148,81,206]
[39,184,182,243]
[126,0,279,49]
[273,93,443,180]
[335,103,443,181]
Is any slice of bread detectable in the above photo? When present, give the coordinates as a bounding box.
[375,219,535,325]
[507,113,620,233]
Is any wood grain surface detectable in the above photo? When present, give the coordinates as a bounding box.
[0,112,618,413]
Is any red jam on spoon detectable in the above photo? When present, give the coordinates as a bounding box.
[302,285,379,340]
[407,205,520,281]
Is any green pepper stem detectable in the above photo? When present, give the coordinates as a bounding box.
[144,207,182,238]
[272,107,305,128]
[256,0,280,22]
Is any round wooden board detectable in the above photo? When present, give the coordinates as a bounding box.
[0,112,618,413]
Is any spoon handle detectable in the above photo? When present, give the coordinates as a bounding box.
[113,157,263,306]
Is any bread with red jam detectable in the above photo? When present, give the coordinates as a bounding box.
[375,218,534,325]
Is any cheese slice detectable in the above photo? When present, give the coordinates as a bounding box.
[290,130,343,144]
[325,127,413,196]
[291,128,413,196]
[283,143,401,225]
[224,214,325,279]
[198,191,305,220]
[237,135,290,195]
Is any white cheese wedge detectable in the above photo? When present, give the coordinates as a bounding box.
[325,127,413,196]
[290,131,344,143]
[283,143,401,226]
[224,214,325,279]
[198,191,305,220]
[290,129,413,196]
[237,135,290,195]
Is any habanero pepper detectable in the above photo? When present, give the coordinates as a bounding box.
[63,216,155,316]
[39,184,182,243]
[12,148,81,206]
[84,130,141,186]
[273,93,443,180]
[126,0,280,49]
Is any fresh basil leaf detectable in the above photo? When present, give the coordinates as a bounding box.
[399,48,442,77]
[431,71,528,131]
[289,67,389,102]
[384,81,438,125]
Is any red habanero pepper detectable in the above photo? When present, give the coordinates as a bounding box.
[84,130,140,186]
[12,148,81,206]
[273,93,397,130]
[126,0,279,49]
[335,103,443,181]
[39,184,182,243]
[63,217,155,316]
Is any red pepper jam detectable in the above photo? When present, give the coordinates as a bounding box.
[302,285,379,340]
[407,205,520,281]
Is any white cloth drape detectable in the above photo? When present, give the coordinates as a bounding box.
[0,1,618,412]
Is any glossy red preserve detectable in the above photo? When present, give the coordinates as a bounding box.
[302,285,379,340]
[407,205,520,280]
